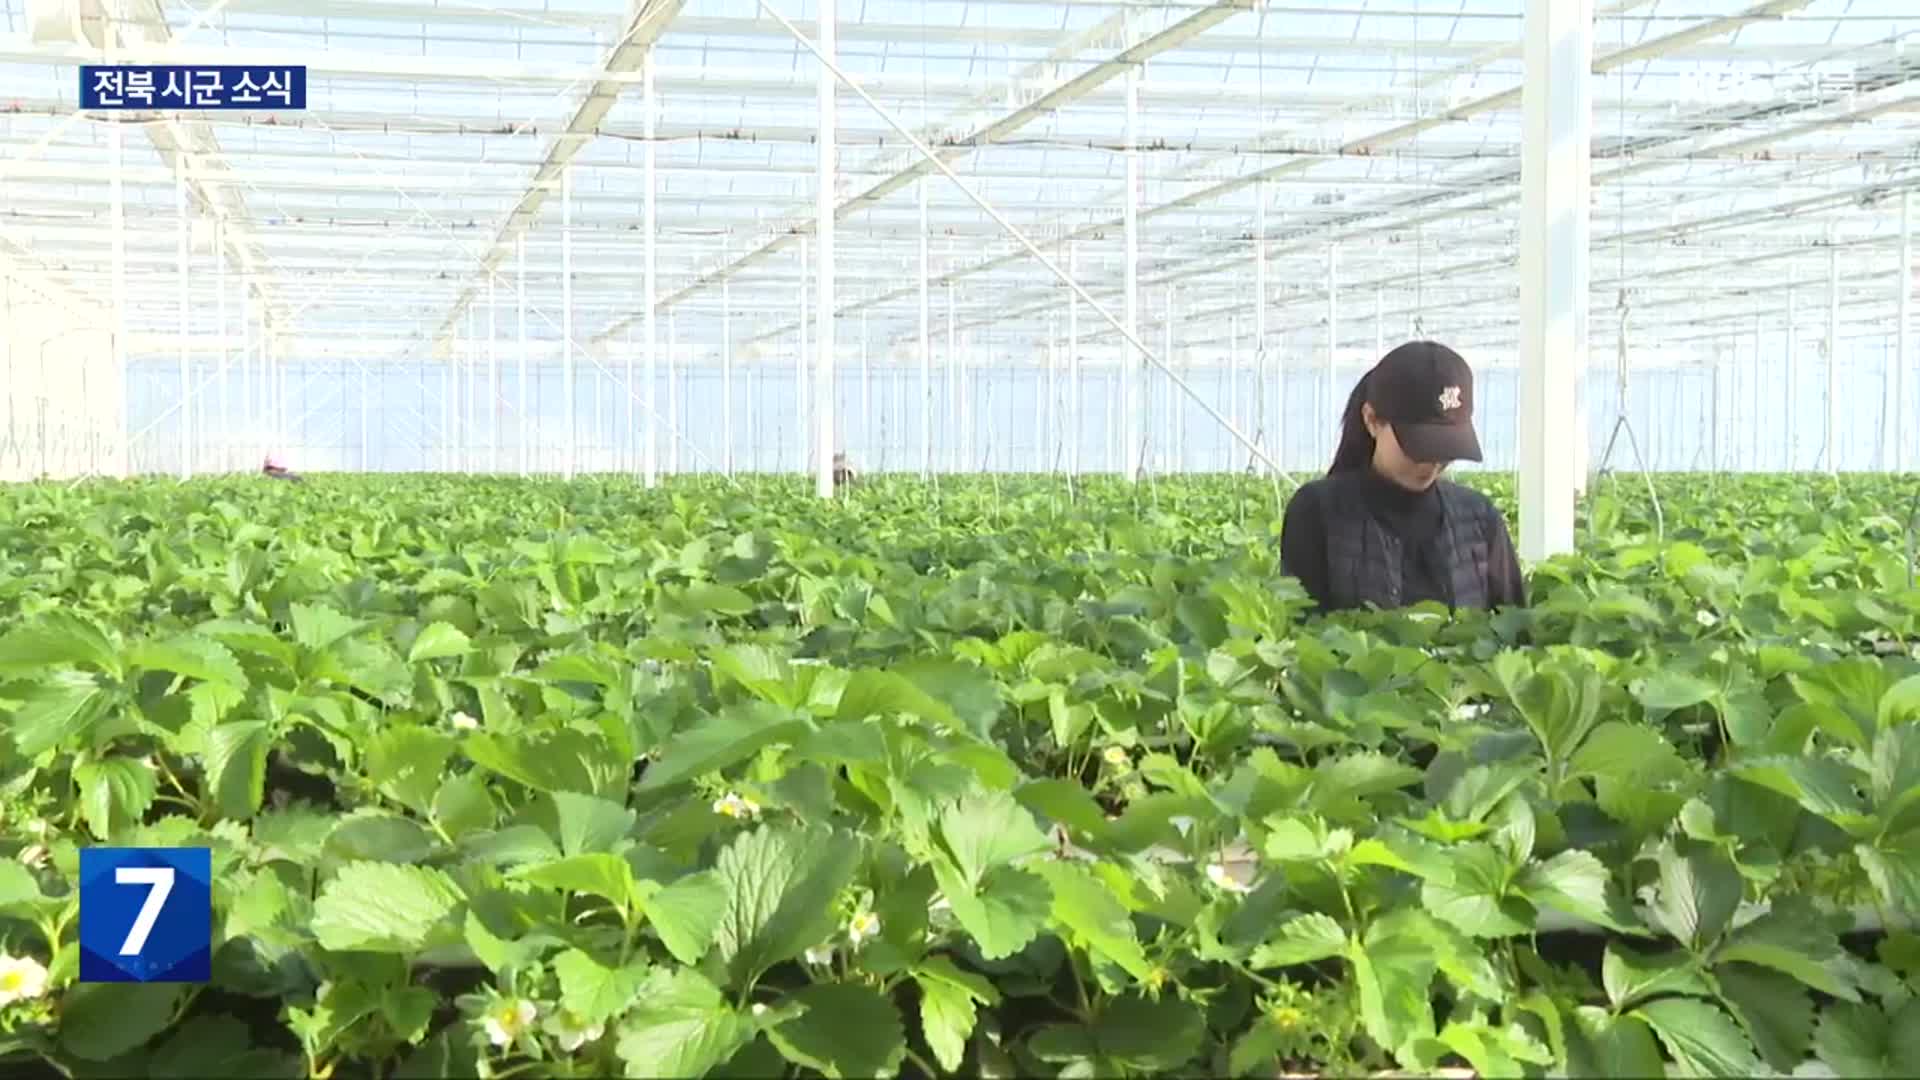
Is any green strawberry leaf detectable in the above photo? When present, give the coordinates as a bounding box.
[713,825,859,985]
[766,983,907,1079]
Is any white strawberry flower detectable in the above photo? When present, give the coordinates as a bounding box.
[1696,610,1718,628]
[847,911,881,947]
[17,845,46,869]
[1205,861,1253,895]
[803,944,834,966]
[483,999,537,1047]
[751,1003,770,1017]
[1103,745,1130,767]
[712,793,760,820]
[543,1009,604,1053]
[450,711,480,731]
[1452,702,1490,721]
[0,955,49,1006]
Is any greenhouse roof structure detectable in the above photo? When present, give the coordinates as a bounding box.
[2,0,1915,365]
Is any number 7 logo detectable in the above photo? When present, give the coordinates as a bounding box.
[114,867,174,956]
[80,848,210,984]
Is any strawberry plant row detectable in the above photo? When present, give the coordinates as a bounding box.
[0,472,1914,1078]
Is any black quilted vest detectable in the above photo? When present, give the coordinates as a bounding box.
[1319,471,1495,613]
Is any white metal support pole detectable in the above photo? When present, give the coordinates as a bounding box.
[1255,187,1269,464]
[799,237,810,475]
[241,281,252,470]
[860,313,871,465]
[462,310,473,472]
[1327,244,1339,464]
[598,326,609,473]
[1122,35,1142,484]
[563,165,576,480]
[724,278,735,476]
[1897,189,1913,472]
[175,160,191,480]
[1163,290,1175,473]
[1785,272,1797,470]
[1046,318,1057,472]
[361,358,370,471]
[946,280,957,472]
[919,179,932,478]
[644,49,659,486]
[216,221,229,472]
[1752,315,1763,472]
[818,0,837,505]
[517,234,528,476]
[1069,242,1081,478]
[442,344,452,472]
[1516,0,1590,562]
[1826,242,1839,474]
[488,274,498,473]
[669,310,681,475]
[1228,313,1239,472]
[109,119,127,475]
[1710,349,1723,472]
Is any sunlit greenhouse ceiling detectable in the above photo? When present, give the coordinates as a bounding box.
[1,0,1916,366]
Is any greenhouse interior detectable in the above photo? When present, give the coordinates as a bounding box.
[2,0,1920,1078]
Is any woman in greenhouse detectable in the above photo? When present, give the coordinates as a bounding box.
[261,453,303,483]
[1279,341,1527,615]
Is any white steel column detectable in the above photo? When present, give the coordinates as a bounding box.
[814,0,837,497]
[241,280,252,469]
[517,234,528,476]
[724,279,735,476]
[1826,243,1839,474]
[919,179,932,478]
[361,358,370,471]
[1122,40,1142,484]
[946,280,956,472]
[1516,0,1591,562]
[1069,242,1081,478]
[799,237,810,474]
[1785,273,1797,470]
[1897,190,1913,472]
[1046,318,1058,472]
[442,347,453,472]
[644,50,659,487]
[594,327,606,473]
[1165,290,1178,472]
[1228,313,1239,472]
[216,222,229,472]
[488,275,499,473]
[1255,189,1269,466]
[669,310,680,475]
[860,313,872,463]
[562,165,576,480]
[109,120,127,475]
[1326,244,1339,463]
[175,161,191,480]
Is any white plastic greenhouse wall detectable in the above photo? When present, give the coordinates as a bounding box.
[87,346,1917,479]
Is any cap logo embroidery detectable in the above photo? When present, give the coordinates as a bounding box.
[1437,385,1463,411]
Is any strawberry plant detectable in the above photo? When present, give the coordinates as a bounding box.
[0,472,1914,1078]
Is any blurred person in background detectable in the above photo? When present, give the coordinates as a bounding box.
[832,452,858,492]
[262,452,304,483]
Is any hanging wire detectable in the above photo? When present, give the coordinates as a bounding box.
[1582,8,1663,543]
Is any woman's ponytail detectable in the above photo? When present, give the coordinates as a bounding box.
[1327,372,1375,474]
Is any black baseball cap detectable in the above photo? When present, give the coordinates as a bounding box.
[1365,341,1483,464]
